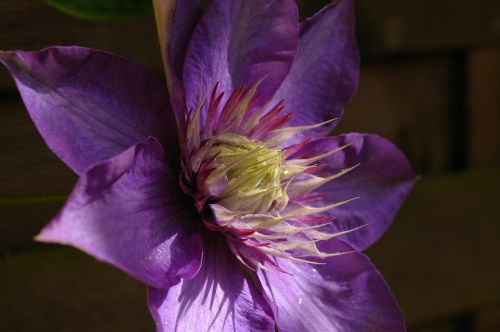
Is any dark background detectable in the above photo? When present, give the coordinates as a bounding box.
[1,0,499,331]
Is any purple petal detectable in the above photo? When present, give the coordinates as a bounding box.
[183,0,299,111]
[0,46,176,175]
[37,138,203,289]
[306,133,416,251]
[148,236,275,332]
[152,0,203,143]
[275,0,359,136]
[258,238,406,332]
[170,0,203,78]
[152,0,202,77]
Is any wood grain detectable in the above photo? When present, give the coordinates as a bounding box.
[336,57,454,174]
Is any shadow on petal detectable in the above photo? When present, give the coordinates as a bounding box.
[148,234,275,332]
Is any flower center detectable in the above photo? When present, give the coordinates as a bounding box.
[179,81,360,272]
[204,134,284,214]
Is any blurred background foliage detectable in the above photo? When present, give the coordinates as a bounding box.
[43,0,152,20]
[1,0,499,331]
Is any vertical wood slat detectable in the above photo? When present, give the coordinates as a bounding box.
[355,0,500,55]
[469,49,500,166]
[336,58,454,174]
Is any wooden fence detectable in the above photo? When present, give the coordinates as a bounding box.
[1,0,499,331]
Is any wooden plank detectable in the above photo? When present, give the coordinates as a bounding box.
[354,0,500,55]
[0,0,162,89]
[367,167,500,325]
[336,57,454,174]
[0,100,77,196]
[475,303,500,332]
[469,49,500,166]
[0,248,154,332]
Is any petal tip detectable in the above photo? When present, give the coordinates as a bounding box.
[33,217,61,244]
[0,51,17,68]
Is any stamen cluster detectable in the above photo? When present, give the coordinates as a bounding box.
[179,82,359,271]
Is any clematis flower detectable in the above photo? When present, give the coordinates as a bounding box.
[0,0,416,330]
